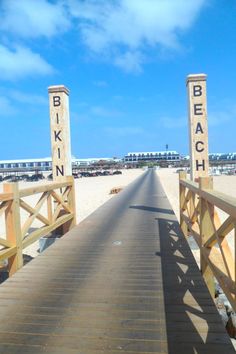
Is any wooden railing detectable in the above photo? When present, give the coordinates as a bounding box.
[0,176,76,276]
[179,171,236,310]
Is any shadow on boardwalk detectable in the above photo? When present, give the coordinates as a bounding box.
[158,216,234,353]
[129,205,175,215]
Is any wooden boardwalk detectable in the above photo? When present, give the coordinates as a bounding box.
[0,170,234,353]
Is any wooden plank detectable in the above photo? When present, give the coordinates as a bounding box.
[20,199,50,227]
[180,179,199,193]
[0,246,17,262]
[3,183,23,275]
[19,181,71,198]
[0,192,14,202]
[22,213,73,249]
[200,178,218,299]
[179,171,188,238]
[0,237,12,248]
[181,176,236,220]
[0,333,169,353]
[204,216,234,248]
[47,194,53,224]
[200,188,236,219]
[66,176,76,228]
[51,190,71,215]
[21,192,49,238]
[0,201,9,217]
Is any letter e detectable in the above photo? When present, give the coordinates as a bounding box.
[194,104,203,116]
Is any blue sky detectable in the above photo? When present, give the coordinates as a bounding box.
[0,0,236,159]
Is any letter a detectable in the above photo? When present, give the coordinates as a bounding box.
[195,122,204,134]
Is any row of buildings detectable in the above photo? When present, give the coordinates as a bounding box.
[124,151,236,162]
[0,157,122,172]
[0,151,236,172]
[124,151,180,162]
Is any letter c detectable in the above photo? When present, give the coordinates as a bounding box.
[195,141,204,152]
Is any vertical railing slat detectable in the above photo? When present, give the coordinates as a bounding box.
[66,176,76,230]
[4,182,23,276]
[199,176,215,298]
[179,171,188,238]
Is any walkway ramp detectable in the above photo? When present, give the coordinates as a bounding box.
[0,170,234,353]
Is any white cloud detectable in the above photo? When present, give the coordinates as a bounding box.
[93,80,108,87]
[0,45,54,80]
[9,90,48,105]
[68,0,206,72]
[104,126,144,137]
[0,0,70,38]
[160,103,236,129]
[114,51,144,73]
[208,106,235,126]
[0,0,206,75]
[113,95,124,101]
[90,106,123,118]
[0,97,17,116]
[160,116,187,129]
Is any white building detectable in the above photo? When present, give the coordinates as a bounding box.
[0,156,121,171]
[0,157,52,170]
[124,151,180,163]
[73,157,121,167]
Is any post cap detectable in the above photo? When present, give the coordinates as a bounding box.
[48,85,69,95]
[186,74,207,85]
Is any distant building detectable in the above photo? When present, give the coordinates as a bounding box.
[0,156,121,172]
[0,157,52,171]
[124,151,180,163]
[183,153,236,161]
[73,157,121,167]
[209,152,236,161]
[2,152,236,172]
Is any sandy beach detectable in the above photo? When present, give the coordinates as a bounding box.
[0,169,144,258]
[1,166,235,264]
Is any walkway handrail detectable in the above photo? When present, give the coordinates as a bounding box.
[179,171,236,311]
[0,176,76,276]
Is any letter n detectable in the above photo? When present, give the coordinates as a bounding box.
[56,165,64,176]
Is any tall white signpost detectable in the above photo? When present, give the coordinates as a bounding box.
[187,74,214,294]
[186,74,209,181]
[48,85,72,181]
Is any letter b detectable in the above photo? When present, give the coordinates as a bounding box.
[53,96,61,107]
[193,85,202,97]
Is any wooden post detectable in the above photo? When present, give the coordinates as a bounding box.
[186,74,209,181]
[47,194,53,225]
[56,177,76,235]
[179,171,188,238]
[199,176,215,298]
[63,176,76,233]
[48,85,72,182]
[4,183,23,276]
[235,223,236,301]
